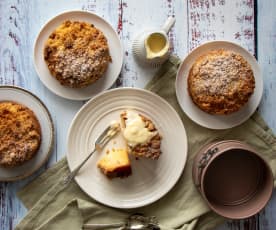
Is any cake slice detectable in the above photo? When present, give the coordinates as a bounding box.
[120,110,162,160]
[97,148,132,178]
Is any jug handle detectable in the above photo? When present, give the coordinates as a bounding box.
[161,16,176,34]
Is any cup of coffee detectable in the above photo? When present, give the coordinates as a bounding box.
[192,140,274,219]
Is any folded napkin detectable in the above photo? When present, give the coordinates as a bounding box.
[16,56,276,230]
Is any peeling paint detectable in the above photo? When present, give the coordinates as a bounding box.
[8,31,19,46]
[10,5,19,14]
[117,0,125,35]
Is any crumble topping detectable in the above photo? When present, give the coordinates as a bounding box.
[188,49,255,115]
[44,20,111,88]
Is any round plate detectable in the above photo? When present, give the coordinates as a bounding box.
[176,41,263,129]
[34,10,123,100]
[67,88,188,208]
[0,86,54,181]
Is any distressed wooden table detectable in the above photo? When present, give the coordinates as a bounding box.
[0,0,275,229]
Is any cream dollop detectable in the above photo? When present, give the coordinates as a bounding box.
[123,111,156,147]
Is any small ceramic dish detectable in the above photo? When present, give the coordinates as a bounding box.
[176,40,263,129]
[34,10,123,100]
[0,86,54,181]
[193,140,273,219]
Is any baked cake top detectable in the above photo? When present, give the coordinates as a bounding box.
[188,49,255,115]
[0,101,41,167]
[44,20,111,88]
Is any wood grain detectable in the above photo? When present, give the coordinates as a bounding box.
[187,0,255,53]
[0,0,275,229]
[257,1,276,230]
[185,1,261,229]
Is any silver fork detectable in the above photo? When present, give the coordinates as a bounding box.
[63,123,120,185]
[82,214,160,230]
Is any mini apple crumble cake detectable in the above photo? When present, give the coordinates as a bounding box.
[120,110,162,160]
[0,101,41,167]
[44,20,112,88]
[188,49,255,115]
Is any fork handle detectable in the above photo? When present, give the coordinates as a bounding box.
[63,148,97,185]
[82,223,124,229]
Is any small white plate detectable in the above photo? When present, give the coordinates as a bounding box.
[0,86,54,181]
[34,10,123,100]
[67,88,188,209]
[176,40,263,130]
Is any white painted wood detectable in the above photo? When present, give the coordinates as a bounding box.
[257,1,276,230]
[105,0,188,88]
[187,0,255,53]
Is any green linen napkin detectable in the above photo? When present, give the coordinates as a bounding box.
[16,56,276,230]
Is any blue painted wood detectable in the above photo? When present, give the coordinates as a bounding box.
[257,0,276,229]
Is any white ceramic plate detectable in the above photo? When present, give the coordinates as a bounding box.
[176,41,263,129]
[0,86,54,181]
[67,88,187,208]
[34,10,123,100]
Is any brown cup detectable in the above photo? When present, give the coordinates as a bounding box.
[192,140,274,219]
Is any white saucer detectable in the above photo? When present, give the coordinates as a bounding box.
[0,86,54,181]
[67,88,187,208]
[34,10,123,100]
[176,40,263,130]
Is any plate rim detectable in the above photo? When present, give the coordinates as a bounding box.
[0,85,55,181]
[175,40,263,130]
[33,10,124,100]
[66,87,188,208]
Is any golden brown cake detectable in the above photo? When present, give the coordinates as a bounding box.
[188,49,255,115]
[97,148,132,178]
[120,110,162,160]
[44,20,112,88]
[0,101,41,167]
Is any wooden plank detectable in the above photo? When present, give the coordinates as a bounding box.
[0,1,87,229]
[0,2,40,228]
[257,0,276,229]
[187,0,255,54]
[215,0,276,229]
[96,0,188,88]
[186,1,257,230]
